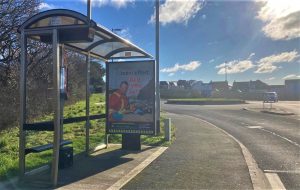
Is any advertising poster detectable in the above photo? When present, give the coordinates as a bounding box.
[106,61,155,135]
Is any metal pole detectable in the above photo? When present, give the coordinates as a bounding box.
[225,61,227,82]
[87,0,91,21]
[155,0,160,134]
[85,52,90,155]
[60,45,64,141]
[19,31,27,179]
[164,118,171,141]
[51,29,61,187]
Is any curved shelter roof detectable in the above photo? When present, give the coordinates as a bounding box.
[18,9,153,61]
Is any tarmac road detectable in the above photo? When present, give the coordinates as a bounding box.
[124,111,254,189]
[247,101,300,116]
[162,102,300,190]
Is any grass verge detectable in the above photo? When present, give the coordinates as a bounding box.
[0,93,174,181]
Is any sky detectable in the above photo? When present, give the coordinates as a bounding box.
[40,0,300,85]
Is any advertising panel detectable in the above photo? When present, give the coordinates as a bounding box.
[106,61,155,135]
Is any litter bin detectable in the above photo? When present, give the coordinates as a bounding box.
[59,146,73,169]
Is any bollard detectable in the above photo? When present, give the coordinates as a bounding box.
[164,118,171,141]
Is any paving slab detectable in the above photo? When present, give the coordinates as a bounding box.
[16,144,164,190]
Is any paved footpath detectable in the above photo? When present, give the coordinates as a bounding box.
[124,113,254,189]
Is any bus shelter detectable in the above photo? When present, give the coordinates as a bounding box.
[18,9,154,187]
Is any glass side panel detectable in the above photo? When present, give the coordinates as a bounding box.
[29,16,85,28]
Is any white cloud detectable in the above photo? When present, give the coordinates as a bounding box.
[111,0,134,9]
[168,73,175,77]
[255,50,300,73]
[267,77,275,80]
[256,0,300,40]
[255,63,277,73]
[161,61,201,73]
[149,0,205,25]
[282,74,300,80]
[38,2,55,10]
[118,28,132,40]
[209,59,215,63]
[247,53,255,60]
[216,60,254,75]
[81,0,134,9]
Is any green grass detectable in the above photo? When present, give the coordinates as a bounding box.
[167,98,243,102]
[0,93,173,181]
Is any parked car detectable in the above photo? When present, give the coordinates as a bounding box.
[263,92,278,102]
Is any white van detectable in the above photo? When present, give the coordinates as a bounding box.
[263,92,278,103]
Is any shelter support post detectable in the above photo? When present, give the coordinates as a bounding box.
[85,52,91,155]
[51,29,61,187]
[19,31,27,179]
[60,45,65,141]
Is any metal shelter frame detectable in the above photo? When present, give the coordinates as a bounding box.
[18,9,153,187]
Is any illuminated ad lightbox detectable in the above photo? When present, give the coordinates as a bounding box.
[106,61,155,135]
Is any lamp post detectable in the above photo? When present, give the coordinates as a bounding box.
[155,0,160,134]
[225,61,228,82]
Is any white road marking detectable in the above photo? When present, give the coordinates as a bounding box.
[260,128,300,148]
[107,147,168,190]
[247,126,263,129]
[264,169,300,174]
[265,173,286,190]
[244,125,300,148]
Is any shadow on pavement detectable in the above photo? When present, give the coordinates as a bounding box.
[18,146,156,189]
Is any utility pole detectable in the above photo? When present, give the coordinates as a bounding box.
[87,0,91,21]
[155,0,160,134]
[225,61,228,82]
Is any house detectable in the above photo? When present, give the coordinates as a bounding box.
[177,80,189,89]
[285,79,300,100]
[232,80,268,92]
[232,81,249,92]
[159,81,169,89]
[249,80,269,92]
[169,81,178,89]
[191,81,203,91]
[211,81,229,92]
[191,81,212,97]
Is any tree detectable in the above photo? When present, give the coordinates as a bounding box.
[90,61,105,90]
[0,0,39,84]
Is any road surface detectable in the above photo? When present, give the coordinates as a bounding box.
[162,102,300,189]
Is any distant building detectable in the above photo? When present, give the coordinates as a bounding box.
[191,81,203,91]
[232,80,268,92]
[268,85,285,99]
[211,81,229,92]
[285,79,300,100]
[160,81,169,89]
[201,83,213,97]
[249,80,269,92]
[232,81,249,92]
[191,81,212,97]
[169,81,178,89]
[177,80,190,89]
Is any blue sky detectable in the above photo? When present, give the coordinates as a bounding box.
[40,0,300,85]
